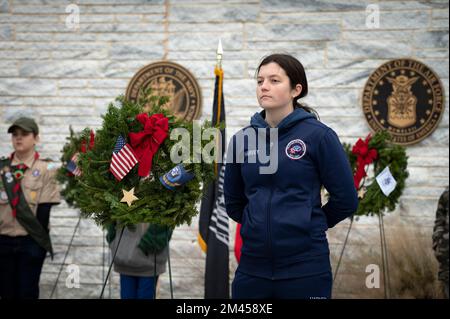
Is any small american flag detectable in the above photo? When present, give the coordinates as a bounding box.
[66,153,82,176]
[110,135,138,181]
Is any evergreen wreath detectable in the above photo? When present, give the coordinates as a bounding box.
[58,93,215,228]
[56,127,93,208]
[343,130,409,217]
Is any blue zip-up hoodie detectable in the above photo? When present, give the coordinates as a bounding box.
[224,107,358,280]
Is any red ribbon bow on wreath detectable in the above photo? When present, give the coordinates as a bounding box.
[352,134,378,189]
[129,113,169,177]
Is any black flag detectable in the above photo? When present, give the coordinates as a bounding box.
[198,64,229,298]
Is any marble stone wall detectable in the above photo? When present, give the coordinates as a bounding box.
[0,0,448,298]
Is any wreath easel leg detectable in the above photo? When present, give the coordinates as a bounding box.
[166,227,174,299]
[378,213,391,299]
[50,215,82,299]
[100,226,125,299]
[333,215,354,286]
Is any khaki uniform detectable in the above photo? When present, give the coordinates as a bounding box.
[0,152,60,237]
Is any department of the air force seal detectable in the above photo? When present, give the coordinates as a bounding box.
[362,58,445,145]
[285,139,306,160]
[125,61,202,122]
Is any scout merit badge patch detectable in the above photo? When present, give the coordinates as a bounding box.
[0,177,7,201]
[30,191,37,201]
[285,139,307,160]
[3,166,14,184]
[159,164,195,190]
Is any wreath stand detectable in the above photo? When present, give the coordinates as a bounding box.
[333,131,408,299]
[98,227,175,299]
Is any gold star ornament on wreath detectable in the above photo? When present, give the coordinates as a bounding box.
[121,187,139,207]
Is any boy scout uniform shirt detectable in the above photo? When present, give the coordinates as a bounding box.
[0,153,61,237]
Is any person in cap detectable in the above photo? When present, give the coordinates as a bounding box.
[0,117,61,299]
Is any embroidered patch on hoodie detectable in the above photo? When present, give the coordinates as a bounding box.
[285,139,306,160]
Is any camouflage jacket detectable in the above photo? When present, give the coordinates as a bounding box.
[432,186,449,282]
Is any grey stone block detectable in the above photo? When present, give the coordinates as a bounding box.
[328,40,412,59]
[57,88,123,98]
[12,4,67,14]
[0,25,12,40]
[330,56,378,72]
[0,0,9,13]
[261,0,369,12]
[85,4,164,14]
[421,59,449,79]
[53,33,97,42]
[432,9,449,19]
[170,4,258,22]
[308,69,372,88]
[247,41,325,51]
[223,79,255,97]
[79,14,115,23]
[169,22,243,33]
[378,1,443,10]
[0,50,52,60]
[247,23,341,41]
[110,43,164,60]
[413,30,449,48]
[53,50,109,60]
[20,61,108,78]
[0,14,60,23]
[169,32,243,51]
[15,23,70,33]
[431,18,449,29]
[305,89,360,108]
[82,23,164,33]
[343,11,429,30]
[342,30,414,41]
[174,60,245,79]
[79,0,164,4]
[0,78,57,96]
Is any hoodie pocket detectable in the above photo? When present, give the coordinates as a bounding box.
[240,198,269,257]
[272,203,312,257]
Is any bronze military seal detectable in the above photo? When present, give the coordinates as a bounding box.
[362,58,445,145]
[126,61,202,121]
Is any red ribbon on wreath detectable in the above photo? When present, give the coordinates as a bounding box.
[80,130,95,153]
[89,130,95,150]
[129,113,169,177]
[352,134,378,189]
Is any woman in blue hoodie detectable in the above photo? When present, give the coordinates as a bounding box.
[224,54,358,299]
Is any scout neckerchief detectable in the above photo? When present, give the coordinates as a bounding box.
[0,152,53,257]
[10,152,39,217]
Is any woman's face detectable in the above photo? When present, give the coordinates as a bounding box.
[11,128,38,154]
[256,62,301,111]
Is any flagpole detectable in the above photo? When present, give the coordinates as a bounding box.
[216,38,223,69]
[215,39,224,175]
[199,38,229,299]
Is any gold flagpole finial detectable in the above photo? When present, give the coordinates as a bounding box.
[216,38,223,69]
